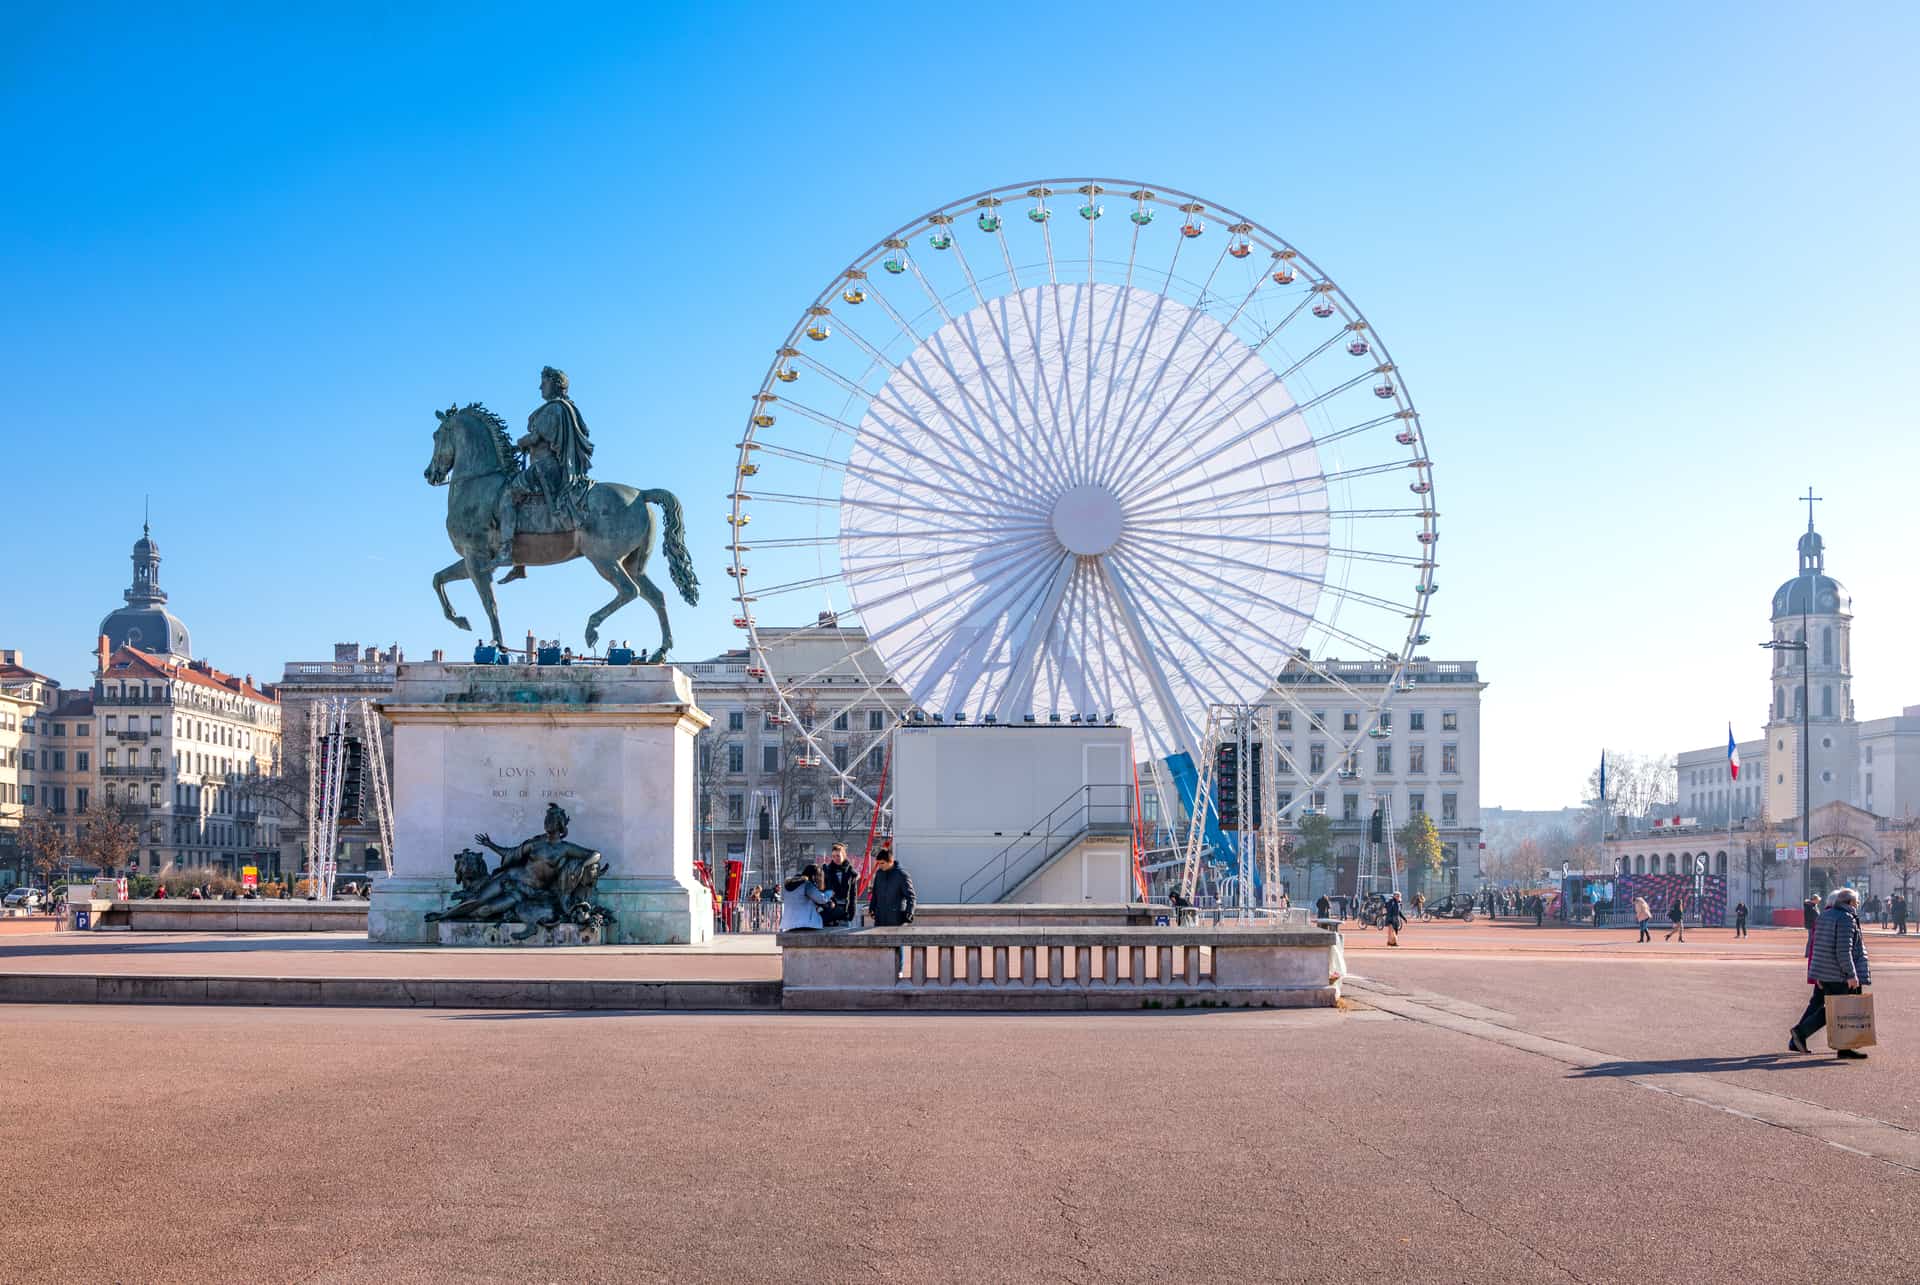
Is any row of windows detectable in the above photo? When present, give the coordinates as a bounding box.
[714,742,886,775]
[36,786,88,814]
[1625,851,1729,876]
[1280,742,1462,776]
[45,721,91,737]
[1278,709,1461,734]
[721,708,890,734]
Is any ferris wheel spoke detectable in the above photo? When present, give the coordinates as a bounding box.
[1105,319,1351,502]
[1116,527,1414,619]
[754,438,1039,517]
[942,237,1076,493]
[1096,558,1216,762]
[990,552,1075,721]
[1144,547,1396,662]
[1124,408,1404,512]
[865,276,1072,499]
[1095,271,1275,496]
[855,393,1057,515]
[854,533,1059,650]
[1124,458,1416,525]
[1116,522,1422,567]
[867,539,1061,667]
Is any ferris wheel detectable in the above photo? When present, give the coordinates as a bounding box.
[728,178,1437,823]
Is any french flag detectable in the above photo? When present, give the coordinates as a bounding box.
[1727,724,1741,780]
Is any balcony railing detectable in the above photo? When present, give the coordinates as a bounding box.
[116,730,150,742]
[100,763,166,778]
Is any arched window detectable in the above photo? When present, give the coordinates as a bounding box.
[1823,686,1833,718]
[1716,851,1727,875]
[1634,854,1645,873]
[1795,686,1804,716]
[1823,627,1833,665]
[1776,687,1785,718]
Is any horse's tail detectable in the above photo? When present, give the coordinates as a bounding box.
[642,489,700,606]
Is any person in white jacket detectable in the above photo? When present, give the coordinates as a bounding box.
[781,864,833,932]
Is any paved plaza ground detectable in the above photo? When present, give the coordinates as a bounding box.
[4,920,1917,1283]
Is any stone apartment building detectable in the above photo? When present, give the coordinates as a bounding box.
[0,650,82,884]
[1258,655,1487,901]
[683,624,906,886]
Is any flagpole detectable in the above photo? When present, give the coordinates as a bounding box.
[1727,725,1736,928]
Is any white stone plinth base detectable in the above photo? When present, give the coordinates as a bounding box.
[369,662,712,947]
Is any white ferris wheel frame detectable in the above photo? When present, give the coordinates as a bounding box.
[728,177,1439,828]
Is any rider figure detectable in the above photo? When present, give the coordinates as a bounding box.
[496,366,594,564]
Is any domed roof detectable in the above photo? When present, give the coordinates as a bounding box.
[1772,573,1850,618]
[99,606,192,658]
[1772,524,1849,617]
[132,530,159,557]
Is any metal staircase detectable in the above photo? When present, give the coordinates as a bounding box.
[957,783,1134,904]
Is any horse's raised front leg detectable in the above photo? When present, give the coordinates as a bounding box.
[432,559,473,633]
[583,554,640,651]
[465,553,505,649]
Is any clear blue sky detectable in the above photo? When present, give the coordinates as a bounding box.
[5,3,1916,808]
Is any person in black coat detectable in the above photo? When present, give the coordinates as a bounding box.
[866,846,916,927]
[821,843,859,926]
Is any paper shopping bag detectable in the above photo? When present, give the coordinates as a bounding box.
[1827,992,1877,1050]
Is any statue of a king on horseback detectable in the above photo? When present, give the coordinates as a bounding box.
[424,367,698,661]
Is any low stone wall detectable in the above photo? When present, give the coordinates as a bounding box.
[780,924,1338,1011]
[0,972,778,1010]
[909,903,1166,928]
[123,901,369,933]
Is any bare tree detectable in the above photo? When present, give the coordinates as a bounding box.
[72,800,143,875]
[1585,750,1679,827]
[16,815,67,890]
[1887,812,1920,905]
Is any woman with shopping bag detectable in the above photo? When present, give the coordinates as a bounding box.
[1789,887,1873,1060]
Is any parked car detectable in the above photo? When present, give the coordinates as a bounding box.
[1425,893,1478,921]
[3,887,47,910]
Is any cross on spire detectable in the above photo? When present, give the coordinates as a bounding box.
[1801,486,1822,532]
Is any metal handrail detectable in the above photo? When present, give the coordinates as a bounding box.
[957,783,1134,904]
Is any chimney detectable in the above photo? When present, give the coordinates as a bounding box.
[525,630,536,658]
[431,649,445,663]
[96,634,110,674]
[364,646,377,663]
[334,643,358,662]
[244,674,253,687]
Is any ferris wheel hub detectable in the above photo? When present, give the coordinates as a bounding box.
[1050,483,1125,556]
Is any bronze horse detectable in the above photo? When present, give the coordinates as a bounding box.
[425,403,698,660]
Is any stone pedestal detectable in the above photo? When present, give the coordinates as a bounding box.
[368,662,712,945]
[436,921,606,947]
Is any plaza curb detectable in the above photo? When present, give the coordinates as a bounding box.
[0,972,782,1011]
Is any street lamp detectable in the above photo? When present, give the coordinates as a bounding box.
[1761,589,1814,902]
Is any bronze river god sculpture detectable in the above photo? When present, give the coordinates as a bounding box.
[425,803,614,940]
[425,367,698,659]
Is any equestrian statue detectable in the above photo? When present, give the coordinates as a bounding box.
[425,367,698,660]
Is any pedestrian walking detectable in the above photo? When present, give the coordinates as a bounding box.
[1734,901,1749,938]
[866,845,916,927]
[1632,895,1652,944]
[1533,896,1544,927]
[1315,893,1333,927]
[1412,891,1426,921]
[1789,888,1872,1060]
[1896,892,1910,936]
[1383,891,1406,946]
[1663,895,1686,942]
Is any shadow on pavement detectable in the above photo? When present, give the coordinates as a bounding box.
[1570,1054,1839,1078]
